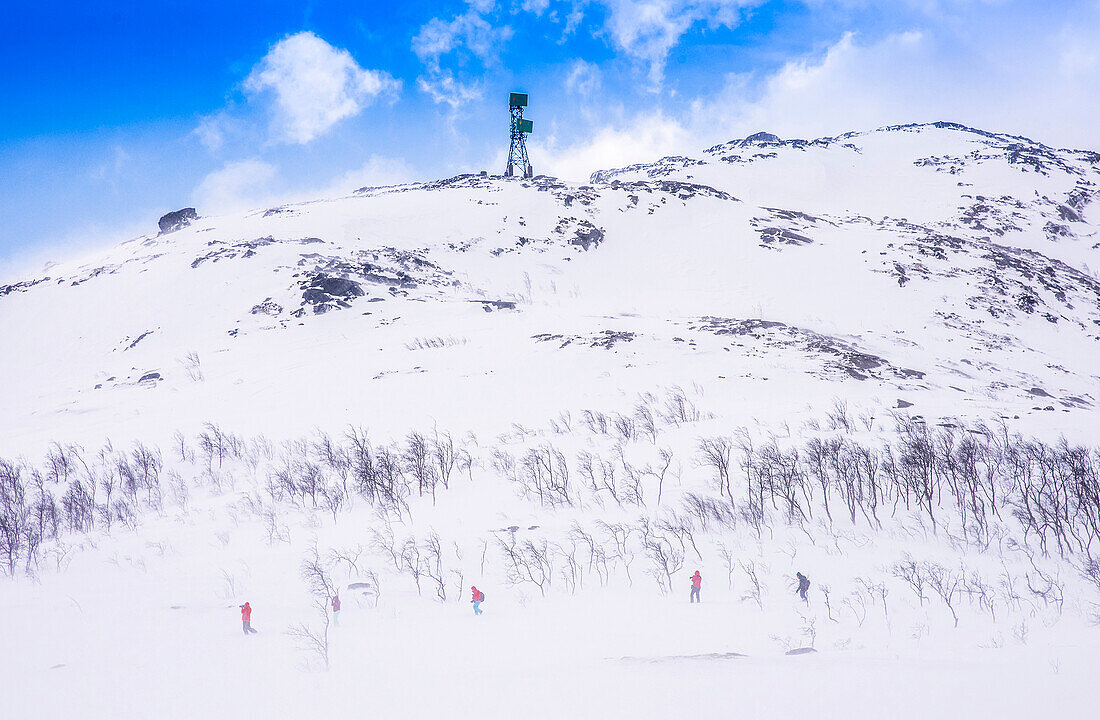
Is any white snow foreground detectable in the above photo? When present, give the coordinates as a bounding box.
[2,121,1100,718]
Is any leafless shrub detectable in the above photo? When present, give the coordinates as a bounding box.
[612,414,636,444]
[498,535,554,596]
[404,431,438,501]
[580,409,610,436]
[697,437,733,505]
[400,539,424,596]
[662,386,701,426]
[635,403,658,443]
[739,560,764,610]
[577,451,618,507]
[925,562,962,627]
[422,531,449,601]
[717,542,737,589]
[571,523,609,587]
[518,445,572,507]
[826,398,852,433]
[819,583,837,622]
[843,589,867,627]
[556,539,581,594]
[404,336,468,351]
[288,551,336,670]
[682,492,736,532]
[596,520,636,586]
[892,558,927,606]
[181,352,204,381]
[327,545,363,575]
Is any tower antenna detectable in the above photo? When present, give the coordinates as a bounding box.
[506,92,533,178]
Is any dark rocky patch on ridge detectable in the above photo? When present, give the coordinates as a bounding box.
[251,299,283,316]
[124,331,154,351]
[474,300,517,312]
[533,330,637,349]
[300,274,365,314]
[0,276,50,298]
[691,317,925,382]
[751,208,831,249]
[611,179,738,203]
[570,221,605,250]
[740,131,782,145]
[158,208,198,235]
[590,156,706,183]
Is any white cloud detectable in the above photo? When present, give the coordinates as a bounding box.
[413,4,512,109]
[244,31,399,145]
[536,10,1100,182]
[191,156,416,217]
[318,156,417,195]
[522,0,552,14]
[192,113,232,153]
[593,1,762,86]
[413,9,512,66]
[532,112,695,181]
[417,72,485,110]
[193,159,278,214]
[689,18,1100,150]
[565,59,602,95]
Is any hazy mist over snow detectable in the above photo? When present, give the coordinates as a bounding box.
[3,3,1100,718]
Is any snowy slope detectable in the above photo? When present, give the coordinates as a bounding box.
[3,122,1099,457]
[2,122,1100,719]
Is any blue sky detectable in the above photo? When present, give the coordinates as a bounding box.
[2,0,1098,275]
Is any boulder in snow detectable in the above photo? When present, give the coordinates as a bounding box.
[158,208,199,234]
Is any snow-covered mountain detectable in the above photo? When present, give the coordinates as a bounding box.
[3,122,1100,719]
[3,121,1099,455]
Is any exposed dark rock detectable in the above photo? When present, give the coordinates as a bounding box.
[589,156,706,183]
[0,276,49,297]
[251,299,283,316]
[158,208,198,234]
[1027,387,1052,397]
[475,300,518,312]
[691,317,924,382]
[590,330,635,348]
[741,131,781,145]
[759,227,813,246]
[532,330,635,349]
[1044,222,1072,241]
[615,179,738,203]
[571,221,605,251]
[896,399,914,409]
[125,331,154,350]
[301,273,364,313]
[138,372,161,383]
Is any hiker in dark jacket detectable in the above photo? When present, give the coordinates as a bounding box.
[796,572,810,602]
[332,594,341,626]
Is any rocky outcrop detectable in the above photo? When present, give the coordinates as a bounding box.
[158,208,198,235]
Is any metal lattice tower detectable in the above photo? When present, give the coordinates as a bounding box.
[506,92,533,178]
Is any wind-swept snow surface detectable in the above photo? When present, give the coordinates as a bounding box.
[2,122,1100,718]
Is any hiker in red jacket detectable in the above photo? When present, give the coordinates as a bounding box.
[332,593,341,626]
[471,586,484,616]
[690,571,702,603]
[240,601,258,634]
